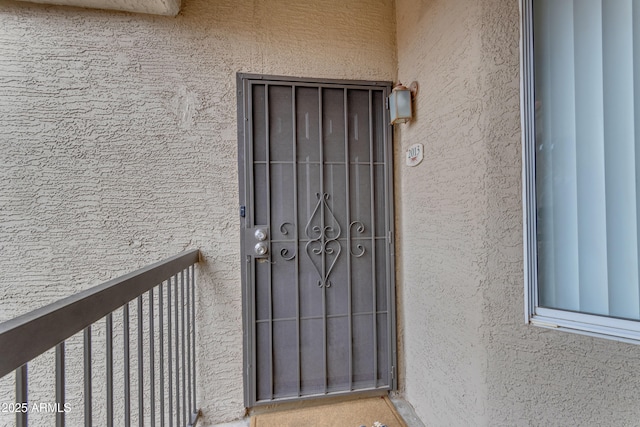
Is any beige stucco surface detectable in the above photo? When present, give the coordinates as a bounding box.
[17,0,181,16]
[394,0,490,423]
[396,0,640,425]
[0,0,396,424]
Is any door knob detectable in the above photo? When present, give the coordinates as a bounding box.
[254,228,268,241]
[254,242,269,256]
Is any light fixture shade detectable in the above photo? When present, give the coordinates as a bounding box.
[389,84,412,124]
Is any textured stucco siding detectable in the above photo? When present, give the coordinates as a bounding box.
[394,0,489,424]
[18,0,181,16]
[396,0,640,425]
[0,0,396,425]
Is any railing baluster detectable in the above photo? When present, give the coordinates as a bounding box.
[174,274,180,427]
[149,288,156,427]
[159,282,165,427]
[181,270,186,427]
[106,314,114,427]
[167,277,173,427]
[16,364,27,427]
[56,342,65,427]
[138,295,144,427]
[186,268,192,421]
[124,304,131,427]
[191,265,196,423]
[84,326,92,427]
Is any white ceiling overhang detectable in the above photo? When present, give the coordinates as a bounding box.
[19,0,181,16]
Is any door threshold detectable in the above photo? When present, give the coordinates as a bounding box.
[212,394,425,427]
[248,389,388,416]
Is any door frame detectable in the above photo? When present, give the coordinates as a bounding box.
[236,73,397,407]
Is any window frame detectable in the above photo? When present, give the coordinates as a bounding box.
[521,0,640,344]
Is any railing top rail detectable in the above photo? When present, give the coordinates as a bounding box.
[0,249,200,378]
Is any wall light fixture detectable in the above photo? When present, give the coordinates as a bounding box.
[389,81,418,125]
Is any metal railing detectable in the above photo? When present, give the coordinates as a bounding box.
[0,250,201,427]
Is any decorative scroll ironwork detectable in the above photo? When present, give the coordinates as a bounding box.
[280,222,294,236]
[279,222,297,261]
[349,221,366,257]
[280,248,296,261]
[305,193,341,288]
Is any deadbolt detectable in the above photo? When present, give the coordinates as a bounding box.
[254,228,268,241]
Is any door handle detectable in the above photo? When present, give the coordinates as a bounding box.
[254,242,268,256]
[254,228,268,242]
[247,226,269,258]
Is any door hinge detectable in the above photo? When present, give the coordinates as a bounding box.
[391,365,395,380]
[240,205,246,218]
[388,231,394,245]
[385,96,389,110]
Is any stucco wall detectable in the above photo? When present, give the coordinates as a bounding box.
[0,0,396,425]
[394,0,489,424]
[396,0,640,425]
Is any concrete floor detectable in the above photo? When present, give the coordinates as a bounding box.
[389,395,426,427]
[210,395,426,427]
[211,420,249,427]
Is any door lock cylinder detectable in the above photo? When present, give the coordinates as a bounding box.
[254,242,269,256]
[247,226,270,259]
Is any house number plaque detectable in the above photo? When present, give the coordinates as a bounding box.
[406,143,424,167]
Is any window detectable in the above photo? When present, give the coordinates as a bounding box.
[523,0,640,343]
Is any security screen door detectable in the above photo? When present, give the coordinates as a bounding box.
[237,74,396,406]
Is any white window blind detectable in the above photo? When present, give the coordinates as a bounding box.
[531,0,640,325]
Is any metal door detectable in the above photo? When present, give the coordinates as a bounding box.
[237,74,396,406]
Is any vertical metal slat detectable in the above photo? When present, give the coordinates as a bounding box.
[137,295,144,427]
[190,265,197,419]
[106,314,114,427]
[319,87,328,394]
[181,270,187,427]
[55,342,65,427]
[149,287,156,427]
[124,304,131,427]
[167,277,173,427]
[186,268,192,419]
[16,364,27,427]
[292,85,301,397]
[174,273,180,426]
[344,88,353,391]
[84,327,92,427]
[368,90,378,387]
[159,282,166,427]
